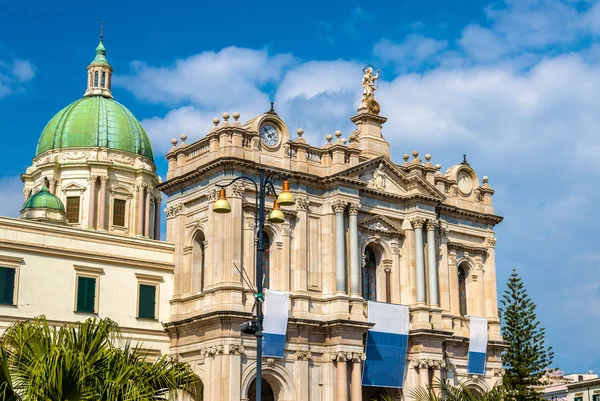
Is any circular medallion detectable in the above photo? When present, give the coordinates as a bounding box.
[457,171,473,195]
[260,124,279,147]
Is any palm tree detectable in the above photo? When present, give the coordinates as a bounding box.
[409,379,506,401]
[0,316,200,401]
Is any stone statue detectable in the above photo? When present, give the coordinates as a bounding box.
[361,65,381,114]
[371,162,386,190]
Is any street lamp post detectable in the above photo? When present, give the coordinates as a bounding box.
[213,168,295,401]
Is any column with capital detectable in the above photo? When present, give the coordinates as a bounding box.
[426,220,439,306]
[87,176,98,229]
[334,353,348,401]
[350,353,364,401]
[136,184,145,236]
[98,176,108,230]
[348,202,361,296]
[411,217,426,304]
[144,187,152,237]
[333,200,347,293]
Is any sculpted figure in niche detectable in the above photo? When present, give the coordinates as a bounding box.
[362,65,381,114]
[371,162,386,190]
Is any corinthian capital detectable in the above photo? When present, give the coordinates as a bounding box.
[331,200,347,213]
[410,216,425,229]
[348,202,361,215]
[426,219,436,231]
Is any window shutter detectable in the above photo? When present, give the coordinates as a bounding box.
[0,268,15,305]
[139,284,156,319]
[77,277,96,313]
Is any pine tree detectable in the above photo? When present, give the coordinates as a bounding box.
[499,269,554,401]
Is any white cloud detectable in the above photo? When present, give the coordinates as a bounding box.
[374,35,448,70]
[0,58,36,98]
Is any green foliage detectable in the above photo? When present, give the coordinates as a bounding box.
[408,379,507,401]
[499,269,554,401]
[0,316,200,401]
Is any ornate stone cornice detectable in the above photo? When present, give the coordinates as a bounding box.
[296,350,313,360]
[410,216,425,229]
[331,200,347,213]
[447,241,488,255]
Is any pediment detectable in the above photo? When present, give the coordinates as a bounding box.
[358,215,404,236]
[333,156,444,201]
[61,182,87,193]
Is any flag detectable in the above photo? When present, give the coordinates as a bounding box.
[362,301,409,388]
[467,316,488,375]
[262,289,289,358]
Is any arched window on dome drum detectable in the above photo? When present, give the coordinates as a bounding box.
[363,246,377,301]
[101,72,106,88]
[458,265,468,316]
[261,232,271,289]
[94,71,99,87]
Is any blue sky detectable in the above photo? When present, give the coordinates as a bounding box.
[1,0,600,374]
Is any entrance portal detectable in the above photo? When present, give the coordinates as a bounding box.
[248,378,275,401]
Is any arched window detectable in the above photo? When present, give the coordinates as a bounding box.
[193,232,205,293]
[101,72,106,87]
[94,71,99,87]
[458,265,467,316]
[363,246,377,301]
[261,232,271,289]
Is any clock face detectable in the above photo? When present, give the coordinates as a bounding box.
[457,171,472,194]
[260,124,279,147]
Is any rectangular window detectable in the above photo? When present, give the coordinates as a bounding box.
[66,197,80,223]
[138,284,156,319]
[592,395,600,401]
[113,199,126,227]
[575,396,583,401]
[0,267,16,305]
[76,276,96,313]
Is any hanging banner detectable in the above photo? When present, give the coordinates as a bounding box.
[262,289,289,358]
[362,301,410,388]
[467,316,488,375]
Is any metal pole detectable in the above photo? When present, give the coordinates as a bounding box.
[255,168,265,401]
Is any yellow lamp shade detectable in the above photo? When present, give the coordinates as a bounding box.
[276,180,295,207]
[212,189,232,213]
[267,201,285,224]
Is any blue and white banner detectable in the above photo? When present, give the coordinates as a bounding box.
[467,316,488,375]
[262,289,289,358]
[362,301,410,388]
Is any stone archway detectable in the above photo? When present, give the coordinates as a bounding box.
[248,378,275,401]
[241,363,295,401]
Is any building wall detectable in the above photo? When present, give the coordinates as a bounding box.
[0,217,175,355]
[160,108,505,400]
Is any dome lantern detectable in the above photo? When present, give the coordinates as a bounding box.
[84,21,114,99]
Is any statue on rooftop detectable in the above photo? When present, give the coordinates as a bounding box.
[362,65,381,114]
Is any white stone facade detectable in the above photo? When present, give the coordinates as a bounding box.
[160,104,505,400]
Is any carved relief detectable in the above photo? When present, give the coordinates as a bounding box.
[200,345,224,357]
[165,203,184,219]
[108,153,134,165]
[367,221,387,231]
[485,236,497,248]
[232,182,245,198]
[295,197,309,211]
[62,151,90,161]
[282,227,293,237]
[227,344,245,355]
[207,188,219,202]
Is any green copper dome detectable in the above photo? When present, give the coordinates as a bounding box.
[36,96,154,162]
[21,186,65,212]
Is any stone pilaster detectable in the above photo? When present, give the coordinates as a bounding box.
[348,202,361,296]
[153,197,161,240]
[144,186,152,237]
[426,219,439,306]
[332,200,347,294]
[411,217,426,304]
[295,350,312,401]
[98,176,108,231]
[87,175,98,229]
[135,184,145,236]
